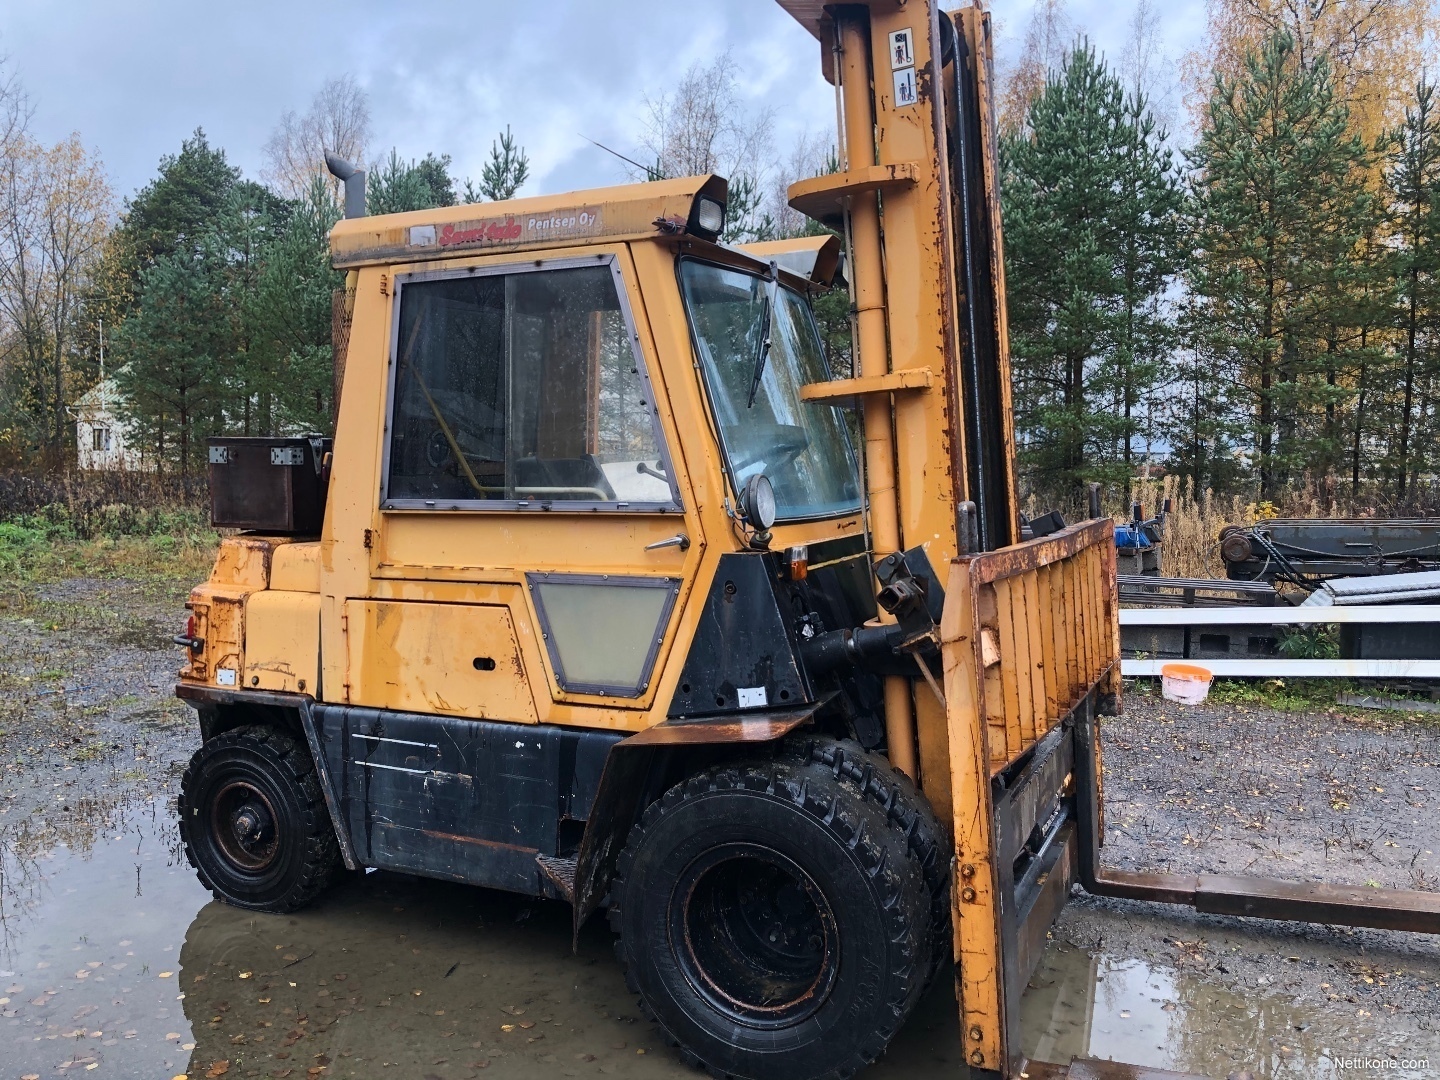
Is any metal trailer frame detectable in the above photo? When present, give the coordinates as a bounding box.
[1121,603,1440,676]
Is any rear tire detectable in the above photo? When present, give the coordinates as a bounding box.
[610,756,930,1080]
[179,724,339,913]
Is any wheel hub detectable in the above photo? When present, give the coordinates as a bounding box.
[673,844,839,1028]
[211,781,280,873]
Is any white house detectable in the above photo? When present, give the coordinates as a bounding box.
[71,376,147,470]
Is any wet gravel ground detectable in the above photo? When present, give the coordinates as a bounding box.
[1041,685,1440,1070]
[0,574,1436,1077]
[0,576,195,809]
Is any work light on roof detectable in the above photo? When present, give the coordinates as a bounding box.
[694,196,726,237]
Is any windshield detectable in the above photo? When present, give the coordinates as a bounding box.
[679,260,861,520]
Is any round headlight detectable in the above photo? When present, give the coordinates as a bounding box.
[741,473,777,531]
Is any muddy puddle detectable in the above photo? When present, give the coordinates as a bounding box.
[0,794,1432,1080]
[1021,942,1433,1078]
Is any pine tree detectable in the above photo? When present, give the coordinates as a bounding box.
[475,126,530,202]
[367,150,457,215]
[243,177,343,435]
[113,235,232,475]
[1111,89,1187,472]
[1002,42,1184,497]
[1383,77,1440,498]
[1188,31,1374,497]
[101,129,241,316]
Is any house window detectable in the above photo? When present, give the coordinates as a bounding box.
[92,426,111,452]
[381,258,677,510]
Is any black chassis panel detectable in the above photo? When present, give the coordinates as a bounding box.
[667,538,888,745]
[667,551,813,717]
[314,704,620,898]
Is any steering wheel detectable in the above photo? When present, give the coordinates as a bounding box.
[731,424,810,475]
[425,428,453,470]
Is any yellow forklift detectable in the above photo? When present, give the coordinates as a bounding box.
[173,4,1440,1077]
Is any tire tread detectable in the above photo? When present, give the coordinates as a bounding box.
[610,756,929,1080]
[178,724,339,913]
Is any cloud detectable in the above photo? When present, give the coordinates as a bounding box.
[3,0,834,202]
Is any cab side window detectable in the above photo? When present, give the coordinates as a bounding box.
[384,261,675,508]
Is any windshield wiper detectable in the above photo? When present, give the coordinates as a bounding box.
[746,262,779,409]
[745,294,772,409]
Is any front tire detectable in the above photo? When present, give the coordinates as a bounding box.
[179,724,339,913]
[610,757,931,1080]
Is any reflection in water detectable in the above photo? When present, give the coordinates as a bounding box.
[1022,941,1434,1080]
[0,795,203,1077]
[0,795,1432,1079]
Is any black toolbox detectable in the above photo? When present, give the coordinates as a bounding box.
[208,436,331,534]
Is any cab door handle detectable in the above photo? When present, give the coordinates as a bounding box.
[646,534,690,552]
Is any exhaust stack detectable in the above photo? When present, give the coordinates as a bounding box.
[325,153,366,218]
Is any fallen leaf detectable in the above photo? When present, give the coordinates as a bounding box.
[239,972,252,979]
[501,1024,516,1033]
[332,974,346,982]
[270,1072,292,1079]
[166,1032,183,1040]
[518,1020,535,1030]
[206,1064,230,1079]
[159,971,173,979]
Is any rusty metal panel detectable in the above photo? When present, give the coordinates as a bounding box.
[184,585,247,688]
[243,591,320,695]
[209,535,288,588]
[622,704,821,747]
[941,559,1005,1072]
[344,600,538,723]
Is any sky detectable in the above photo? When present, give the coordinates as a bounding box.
[0,0,1209,208]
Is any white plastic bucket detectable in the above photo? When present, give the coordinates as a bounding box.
[1160,663,1213,705]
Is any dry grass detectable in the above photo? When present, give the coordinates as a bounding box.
[1125,475,1351,580]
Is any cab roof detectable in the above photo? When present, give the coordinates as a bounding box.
[329,174,728,269]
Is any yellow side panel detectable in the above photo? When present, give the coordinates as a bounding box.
[271,542,321,592]
[244,591,321,694]
[345,601,538,723]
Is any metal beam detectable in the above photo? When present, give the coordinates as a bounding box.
[1121,604,1440,625]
